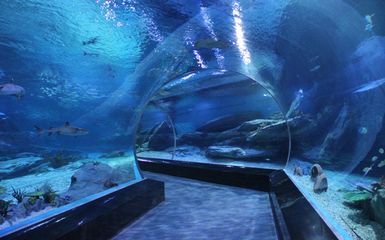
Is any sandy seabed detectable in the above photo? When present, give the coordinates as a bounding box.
[286,166,385,240]
[0,156,137,231]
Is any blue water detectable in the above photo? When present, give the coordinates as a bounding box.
[0,0,385,239]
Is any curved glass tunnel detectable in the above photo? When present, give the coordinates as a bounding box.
[136,69,291,169]
[0,0,384,239]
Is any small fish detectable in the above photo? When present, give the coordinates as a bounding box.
[34,122,89,136]
[82,37,99,46]
[0,112,7,120]
[194,39,230,49]
[309,65,321,72]
[83,51,99,57]
[309,55,319,63]
[0,83,25,99]
[378,160,385,168]
[353,78,385,93]
[372,156,378,162]
[363,163,375,176]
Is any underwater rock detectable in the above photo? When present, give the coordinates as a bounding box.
[66,162,131,201]
[43,150,85,169]
[206,146,246,159]
[315,104,351,165]
[166,145,201,157]
[196,112,261,133]
[370,189,385,228]
[343,190,372,208]
[291,160,312,175]
[99,150,125,158]
[238,119,278,132]
[28,198,45,213]
[313,173,328,193]
[15,152,41,158]
[180,116,305,149]
[205,146,268,160]
[246,118,297,144]
[0,157,47,180]
[179,132,217,147]
[7,202,28,220]
[0,200,9,217]
[293,167,303,176]
[51,195,70,208]
[310,164,324,182]
[147,121,174,151]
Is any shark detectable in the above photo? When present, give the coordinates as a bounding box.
[34,122,89,136]
[0,83,25,99]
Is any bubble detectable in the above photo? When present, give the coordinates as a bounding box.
[372,156,378,161]
[379,148,384,154]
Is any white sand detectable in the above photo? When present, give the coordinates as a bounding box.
[286,167,385,240]
[0,155,137,231]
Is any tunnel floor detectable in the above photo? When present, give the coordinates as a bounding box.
[112,172,278,240]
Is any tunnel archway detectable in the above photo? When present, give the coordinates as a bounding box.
[1,1,385,239]
[134,69,292,170]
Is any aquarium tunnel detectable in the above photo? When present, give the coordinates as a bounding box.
[1,0,385,240]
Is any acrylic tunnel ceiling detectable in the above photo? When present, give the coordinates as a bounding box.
[1,0,385,174]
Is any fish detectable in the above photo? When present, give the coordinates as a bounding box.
[34,122,89,136]
[83,51,99,57]
[194,39,230,49]
[378,160,385,168]
[353,78,385,93]
[379,148,384,154]
[363,163,375,177]
[309,65,321,72]
[82,37,99,46]
[0,112,7,120]
[0,83,25,99]
[152,69,249,101]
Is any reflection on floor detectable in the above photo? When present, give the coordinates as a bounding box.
[112,172,278,240]
[138,150,284,170]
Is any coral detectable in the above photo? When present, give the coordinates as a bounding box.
[0,186,5,194]
[11,187,25,203]
[27,196,38,205]
[23,184,57,204]
[371,176,385,192]
[0,199,10,217]
[40,184,57,204]
[49,153,67,168]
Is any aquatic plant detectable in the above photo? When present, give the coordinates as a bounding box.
[49,153,66,168]
[371,176,385,192]
[0,186,6,195]
[28,196,39,205]
[0,199,10,217]
[11,187,25,203]
[25,183,57,204]
[40,184,57,204]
